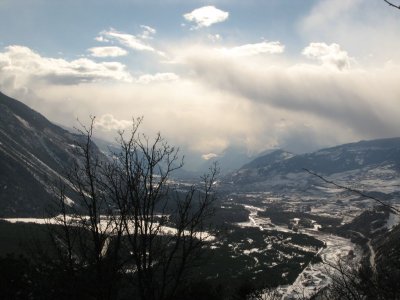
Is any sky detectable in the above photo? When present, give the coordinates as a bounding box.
[1,0,400,167]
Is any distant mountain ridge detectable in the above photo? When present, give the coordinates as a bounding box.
[240,149,294,170]
[0,92,101,217]
[229,137,400,192]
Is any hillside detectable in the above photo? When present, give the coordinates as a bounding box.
[228,138,400,198]
[0,92,100,217]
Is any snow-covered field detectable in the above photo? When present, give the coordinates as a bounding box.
[1,215,214,241]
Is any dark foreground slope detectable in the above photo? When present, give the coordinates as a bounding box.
[0,92,95,217]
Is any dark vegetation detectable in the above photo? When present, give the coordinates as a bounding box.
[259,206,342,229]
[0,219,324,300]
[0,220,58,257]
[332,208,389,239]
[198,226,323,289]
[210,203,250,226]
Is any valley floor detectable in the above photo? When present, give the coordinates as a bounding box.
[237,204,359,299]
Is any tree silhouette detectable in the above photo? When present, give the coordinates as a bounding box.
[46,117,218,300]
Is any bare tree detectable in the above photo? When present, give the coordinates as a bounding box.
[48,117,218,300]
[106,117,218,300]
[46,116,126,300]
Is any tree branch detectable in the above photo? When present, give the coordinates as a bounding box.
[384,0,400,10]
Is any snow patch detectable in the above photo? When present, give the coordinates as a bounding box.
[243,248,259,255]
[386,212,400,231]
[14,114,31,129]
[64,196,75,207]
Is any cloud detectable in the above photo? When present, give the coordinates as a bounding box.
[16,78,266,155]
[98,28,156,52]
[219,41,285,57]
[201,153,218,160]
[208,34,222,42]
[97,27,166,57]
[183,6,229,29]
[302,43,351,70]
[0,45,133,85]
[88,46,128,57]
[139,25,156,39]
[136,72,179,84]
[94,114,132,131]
[5,41,400,161]
[299,0,400,63]
[2,34,400,161]
[94,36,109,43]
[181,43,400,144]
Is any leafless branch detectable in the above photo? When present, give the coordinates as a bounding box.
[384,0,400,10]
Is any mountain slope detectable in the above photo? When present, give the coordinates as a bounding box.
[0,92,95,217]
[229,137,400,195]
[241,149,294,170]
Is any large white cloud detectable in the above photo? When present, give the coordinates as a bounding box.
[3,38,400,159]
[0,46,181,90]
[184,6,229,29]
[178,42,400,146]
[0,45,133,85]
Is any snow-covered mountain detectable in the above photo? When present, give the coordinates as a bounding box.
[228,138,400,196]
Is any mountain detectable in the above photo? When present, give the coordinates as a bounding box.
[228,137,400,195]
[0,92,100,217]
[241,149,294,170]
